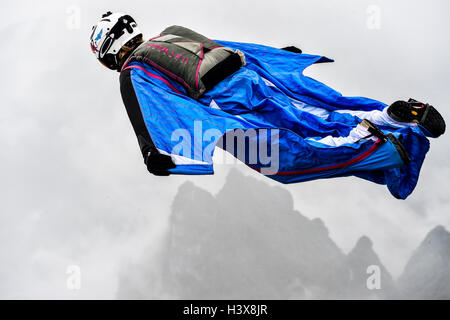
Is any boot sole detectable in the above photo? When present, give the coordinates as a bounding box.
[388,101,446,137]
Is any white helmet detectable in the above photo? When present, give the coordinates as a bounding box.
[90,12,142,71]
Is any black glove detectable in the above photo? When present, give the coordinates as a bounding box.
[145,149,176,176]
[281,46,302,54]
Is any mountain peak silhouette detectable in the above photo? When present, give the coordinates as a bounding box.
[116,170,449,299]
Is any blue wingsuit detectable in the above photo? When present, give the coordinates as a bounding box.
[121,40,430,199]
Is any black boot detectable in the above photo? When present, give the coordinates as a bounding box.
[387,99,446,137]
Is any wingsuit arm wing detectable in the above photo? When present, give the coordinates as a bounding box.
[119,68,175,176]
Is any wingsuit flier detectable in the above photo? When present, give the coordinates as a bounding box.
[90,12,446,199]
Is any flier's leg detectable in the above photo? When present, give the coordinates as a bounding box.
[332,99,446,138]
[305,122,378,147]
[332,107,417,129]
[243,126,407,185]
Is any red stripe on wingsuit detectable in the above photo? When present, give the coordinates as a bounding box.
[123,65,183,95]
[251,139,382,176]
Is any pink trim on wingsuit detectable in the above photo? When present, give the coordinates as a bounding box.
[195,43,204,91]
[251,139,383,176]
[123,65,183,95]
[121,60,131,71]
[148,34,163,41]
[139,56,192,90]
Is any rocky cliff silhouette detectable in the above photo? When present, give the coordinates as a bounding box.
[398,225,450,299]
[116,169,450,299]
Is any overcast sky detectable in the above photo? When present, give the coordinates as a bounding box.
[0,0,449,298]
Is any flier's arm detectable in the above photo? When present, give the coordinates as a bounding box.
[119,68,175,176]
